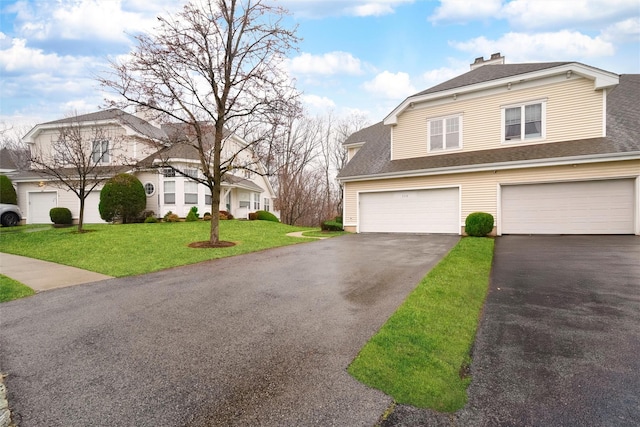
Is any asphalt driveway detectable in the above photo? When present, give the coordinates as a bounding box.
[386,235,640,426]
[0,233,458,426]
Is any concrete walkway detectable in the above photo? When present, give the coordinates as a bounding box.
[286,231,329,239]
[0,252,113,292]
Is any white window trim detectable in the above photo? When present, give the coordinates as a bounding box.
[144,182,155,197]
[92,139,110,164]
[427,114,463,153]
[501,99,547,144]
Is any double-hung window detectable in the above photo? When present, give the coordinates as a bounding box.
[92,140,110,163]
[428,115,461,152]
[204,186,212,205]
[503,100,545,142]
[263,198,270,212]
[184,181,198,204]
[253,193,260,210]
[164,181,175,204]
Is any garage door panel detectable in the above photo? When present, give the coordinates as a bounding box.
[359,188,459,234]
[28,192,57,224]
[502,180,634,234]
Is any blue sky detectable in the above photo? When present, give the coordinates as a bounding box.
[1,0,638,128]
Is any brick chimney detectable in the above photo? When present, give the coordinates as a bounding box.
[470,52,505,70]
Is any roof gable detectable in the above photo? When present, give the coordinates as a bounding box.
[22,108,167,143]
[385,62,619,125]
[338,73,639,181]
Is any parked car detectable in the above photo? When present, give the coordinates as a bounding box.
[0,203,22,227]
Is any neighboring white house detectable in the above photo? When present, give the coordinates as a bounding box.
[12,109,277,224]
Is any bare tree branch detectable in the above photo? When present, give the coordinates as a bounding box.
[99,0,300,244]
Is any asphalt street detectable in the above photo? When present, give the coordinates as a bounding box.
[0,233,459,426]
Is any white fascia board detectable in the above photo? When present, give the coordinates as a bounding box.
[337,151,640,183]
[22,118,159,143]
[384,63,619,125]
[343,141,366,148]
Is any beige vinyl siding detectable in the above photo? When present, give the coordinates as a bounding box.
[392,77,604,160]
[343,160,639,231]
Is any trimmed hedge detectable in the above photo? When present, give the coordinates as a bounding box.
[99,174,146,224]
[49,207,72,225]
[321,220,343,232]
[465,212,494,237]
[255,210,279,222]
[0,175,17,205]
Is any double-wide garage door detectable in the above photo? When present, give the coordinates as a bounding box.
[359,187,459,233]
[502,179,635,234]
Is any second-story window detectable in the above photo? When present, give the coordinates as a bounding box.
[503,100,545,142]
[428,115,461,152]
[92,140,110,163]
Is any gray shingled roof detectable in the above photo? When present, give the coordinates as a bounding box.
[338,74,640,180]
[42,108,167,141]
[414,62,570,97]
[137,141,264,192]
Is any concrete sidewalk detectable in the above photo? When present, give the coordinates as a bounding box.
[0,252,112,292]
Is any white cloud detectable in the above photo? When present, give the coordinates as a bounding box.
[0,36,93,73]
[10,0,186,44]
[600,17,640,43]
[282,0,413,18]
[422,63,469,88]
[288,51,363,75]
[302,94,336,110]
[362,71,416,99]
[429,0,502,24]
[502,0,639,30]
[451,31,615,62]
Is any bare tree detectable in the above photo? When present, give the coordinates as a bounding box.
[330,112,369,214]
[28,118,129,232]
[1,122,32,171]
[99,0,300,246]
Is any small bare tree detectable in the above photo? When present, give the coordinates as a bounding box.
[100,0,300,246]
[1,122,32,171]
[29,118,128,232]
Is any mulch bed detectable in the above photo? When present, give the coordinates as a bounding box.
[188,241,236,248]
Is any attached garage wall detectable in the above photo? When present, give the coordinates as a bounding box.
[359,187,459,233]
[501,179,635,234]
[342,160,640,235]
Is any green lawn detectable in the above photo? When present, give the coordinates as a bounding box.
[348,237,495,413]
[301,230,349,238]
[0,220,316,277]
[0,275,35,302]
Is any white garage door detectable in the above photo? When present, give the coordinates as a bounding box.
[359,187,459,233]
[501,179,635,234]
[28,192,57,224]
[82,192,106,223]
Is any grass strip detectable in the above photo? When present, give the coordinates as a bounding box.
[348,237,494,412]
[0,275,35,303]
[0,220,314,277]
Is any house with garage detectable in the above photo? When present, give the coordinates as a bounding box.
[12,109,276,224]
[338,54,640,235]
